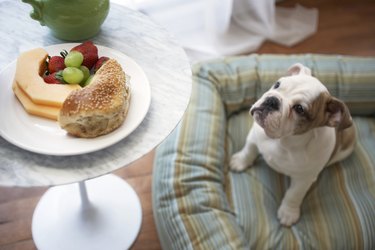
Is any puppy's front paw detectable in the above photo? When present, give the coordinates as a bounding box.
[277,204,300,227]
[230,152,250,172]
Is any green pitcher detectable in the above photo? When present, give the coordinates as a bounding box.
[22,0,110,41]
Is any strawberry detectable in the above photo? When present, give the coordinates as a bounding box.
[71,41,98,69]
[82,52,99,69]
[43,71,65,84]
[71,41,97,54]
[94,56,109,72]
[47,56,65,74]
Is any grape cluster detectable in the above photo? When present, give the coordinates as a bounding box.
[63,51,91,86]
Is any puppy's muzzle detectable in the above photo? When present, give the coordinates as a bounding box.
[251,96,280,115]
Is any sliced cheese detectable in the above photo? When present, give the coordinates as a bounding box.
[15,48,81,107]
[13,81,60,120]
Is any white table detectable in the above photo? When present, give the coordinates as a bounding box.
[0,1,191,249]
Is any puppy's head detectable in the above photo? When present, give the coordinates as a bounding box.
[250,63,352,138]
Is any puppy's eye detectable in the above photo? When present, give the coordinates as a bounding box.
[293,104,305,115]
[274,81,280,89]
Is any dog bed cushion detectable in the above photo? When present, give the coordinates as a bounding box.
[152,54,375,249]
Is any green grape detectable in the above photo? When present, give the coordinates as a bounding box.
[63,67,84,84]
[83,75,94,87]
[79,65,90,82]
[64,51,84,67]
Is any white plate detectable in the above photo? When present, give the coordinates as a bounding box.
[0,44,151,156]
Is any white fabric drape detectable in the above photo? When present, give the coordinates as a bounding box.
[113,0,318,61]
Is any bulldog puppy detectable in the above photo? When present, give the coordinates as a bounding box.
[230,63,356,226]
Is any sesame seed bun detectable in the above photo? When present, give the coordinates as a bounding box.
[58,59,130,138]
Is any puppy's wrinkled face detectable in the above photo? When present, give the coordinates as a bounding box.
[250,63,352,138]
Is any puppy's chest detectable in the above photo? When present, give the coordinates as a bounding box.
[257,141,320,176]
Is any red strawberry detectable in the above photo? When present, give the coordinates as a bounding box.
[82,52,99,69]
[71,41,98,69]
[94,56,109,72]
[71,41,97,54]
[48,56,65,73]
[43,71,65,84]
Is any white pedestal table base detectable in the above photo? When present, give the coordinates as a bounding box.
[32,174,142,250]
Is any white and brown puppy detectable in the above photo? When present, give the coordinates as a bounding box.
[230,63,356,226]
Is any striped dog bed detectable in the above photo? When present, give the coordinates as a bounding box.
[153,55,375,249]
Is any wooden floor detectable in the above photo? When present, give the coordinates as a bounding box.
[1,0,374,249]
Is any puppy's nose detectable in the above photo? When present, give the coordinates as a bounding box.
[263,96,280,111]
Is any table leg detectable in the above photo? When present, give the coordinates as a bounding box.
[31,174,142,250]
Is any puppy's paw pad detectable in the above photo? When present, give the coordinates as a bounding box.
[230,152,249,172]
[277,204,300,227]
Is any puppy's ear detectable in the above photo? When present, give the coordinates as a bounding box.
[326,97,353,130]
[287,63,312,76]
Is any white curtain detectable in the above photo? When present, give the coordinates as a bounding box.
[113,0,318,61]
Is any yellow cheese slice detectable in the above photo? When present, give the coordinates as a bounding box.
[13,81,60,120]
[15,48,81,107]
